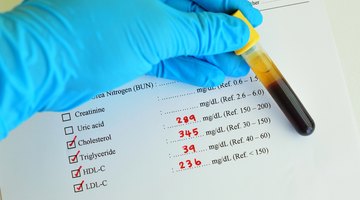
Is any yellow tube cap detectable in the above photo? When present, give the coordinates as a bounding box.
[233,10,260,55]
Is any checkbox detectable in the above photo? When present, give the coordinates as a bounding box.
[62,113,71,122]
[64,126,74,135]
[73,180,84,193]
[67,136,77,150]
[71,167,82,178]
[68,150,80,164]
[69,155,78,164]
[67,141,76,149]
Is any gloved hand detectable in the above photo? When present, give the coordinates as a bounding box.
[0,0,262,140]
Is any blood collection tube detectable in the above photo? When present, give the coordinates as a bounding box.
[233,10,315,136]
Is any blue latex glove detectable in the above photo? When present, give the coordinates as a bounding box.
[0,0,262,140]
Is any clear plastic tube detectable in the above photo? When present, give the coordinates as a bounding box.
[242,43,315,135]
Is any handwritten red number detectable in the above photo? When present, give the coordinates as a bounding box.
[189,114,196,122]
[179,162,185,169]
[183,144,196,153]
[186,160,193,168]
[178,158,202,170]
[179,128,199,138]
[176,117,182,124]
[194,159,201,166]
[193,128,198,136]
[176,114,197,124]
[179,130,184,138]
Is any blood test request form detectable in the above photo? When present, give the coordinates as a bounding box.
[1,0,360,199]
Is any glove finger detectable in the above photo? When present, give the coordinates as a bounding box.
[166,0,261,27]
[164,0,250,78]
[158,7,250,59]
[147,56,225,87]
[200,52,250,77]
[191,0,263,27]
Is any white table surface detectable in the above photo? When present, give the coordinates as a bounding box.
[1,0,360,127]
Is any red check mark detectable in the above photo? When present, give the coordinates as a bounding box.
[77,180,85,191]
[69,136,77,147]
[72,150,81,162]
[74,180,85,192]
[75,166,82,177]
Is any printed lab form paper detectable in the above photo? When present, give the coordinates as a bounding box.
[1,0,360,199]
